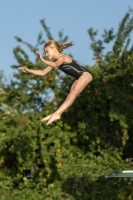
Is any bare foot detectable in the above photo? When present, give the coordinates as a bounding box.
[41,114,52,122]
[46,115,60,125]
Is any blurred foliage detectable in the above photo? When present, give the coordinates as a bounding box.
[0,9,133,200]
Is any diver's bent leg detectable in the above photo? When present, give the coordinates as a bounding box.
[46,72,93,125]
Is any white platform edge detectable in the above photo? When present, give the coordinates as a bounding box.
[105,170,133,178]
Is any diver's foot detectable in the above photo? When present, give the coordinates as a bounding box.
[41,114,52,122]
[46,114,60,125]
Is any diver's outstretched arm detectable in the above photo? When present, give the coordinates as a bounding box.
[18,66,52,76]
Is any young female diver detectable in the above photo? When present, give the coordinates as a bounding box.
[18,40,93,125]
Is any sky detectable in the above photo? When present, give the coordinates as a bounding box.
[0,0,133,80]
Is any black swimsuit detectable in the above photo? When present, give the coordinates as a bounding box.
[58,59,92,79]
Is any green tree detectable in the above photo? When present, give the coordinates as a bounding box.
[62,8,133,156]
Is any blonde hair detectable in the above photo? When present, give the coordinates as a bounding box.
[44,40,74,53]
